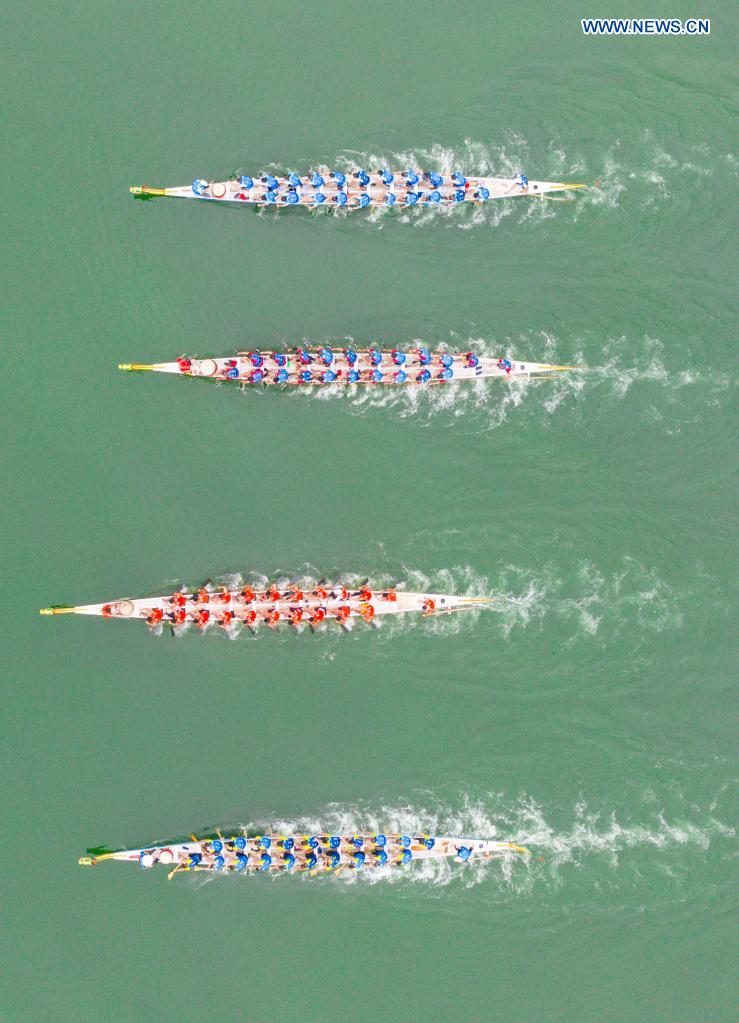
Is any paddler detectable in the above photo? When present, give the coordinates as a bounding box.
[298,369,313,383]
[370,368,383,383]
[193,608,210,628]
[391,349,406,365]
[260,174,279,190]
[275,368,289,384]
[281,189,299,205]
[360,603,375,623]
[344,347,358,366]
[327,850,340,869]
[425,171,444,187]
[172,608,186,626]
[403,169,420,187]
[240,586,256,603]
[398,849,412,865]
[497,358,512,374]
[373,849,388,866]
[451,173,467,187]
[287,172,301,188]
[353,169,371,187]
[329,171,347,188]
[335,605,351,624]
[312,192,326,205]
[310,171,325,188]
[465,351,480,368]
[511,172,529,192]
[259,852,272,872]
[287,607,303,626]
[296,347,313,365]
[368,347,383,366]
[473,187,490,201]
[439,353,454,369]
[249,368,265,384]
[264,609,280,628]
[318,346,334,365]
[351,850,366,869]
[453,188,466,203]
[379,169,394,185]
[416,368,431,384]
[283,852,296,870]
[355,587,372,601]
[394,369,407,383]
[145,608,163,627]
[416,346,432,365]
[348,369,360,383]
[455,845,473,862]
[437,367,453,381]
[332,190,348,207]
[272,352,287,367]
[425,190,442,204]
[308,607,325,627]
[248,352,264,367]
[177,357,192,373]
[404,191,420,206]
[217,610,234,630]
[384,192,397,206]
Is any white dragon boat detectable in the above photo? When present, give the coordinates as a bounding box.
[119,346,578,387]
[40,580,495,631]
[130,166,587,209]
[80,830,529,878]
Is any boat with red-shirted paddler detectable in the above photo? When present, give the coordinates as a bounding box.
[119,345,580,388]
[40,579,495,632]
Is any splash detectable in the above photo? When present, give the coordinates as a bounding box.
[493,557,684,642]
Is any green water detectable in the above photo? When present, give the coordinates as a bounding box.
[3,2,736,1019]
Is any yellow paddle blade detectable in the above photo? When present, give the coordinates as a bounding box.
[79,856,94,866]
[507,843,530,855]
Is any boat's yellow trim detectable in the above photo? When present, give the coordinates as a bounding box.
[118,363,155,372]
[129,186,167,197]
[506,843,530,855]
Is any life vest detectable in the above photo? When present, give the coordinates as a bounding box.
[172,592,186,607]
[101,604,113,617]
[195,609,210,626]
[265,610,280,625]
[358,588,372,602]
[314,587,328,600]
[336,605,350,622]
[288,608,303,624]
[360,603,375,621]
[249,369,264,383]
[290,589,304,602]
[310,608,325,624]
[422,598,436,613]
[173,608,186,625]
[383,590,397,601]
[219,611,234,627]
[219,590,231,603]
[147,608,163,625]
[249,353,263,367]
[197,589,209,604]
[241,587,256,603]
[267,589,280,602]
[243,609,257,625]
[498,358,512,374]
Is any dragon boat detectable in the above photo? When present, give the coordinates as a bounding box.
[130,167,587,209]
[40,580,495,632]
[119,346,579,387]
[80,830,529,878]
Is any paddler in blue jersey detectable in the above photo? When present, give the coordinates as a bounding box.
[344,347,358,366]
[318,346,334,365]
[260,174,279,191]
[465,352,480,368]
[385,192,397,207]
[439,353,454,370]
[416,368,432,384]
[310,171,325,188]
[391,349,406,365]
[329,171,347,188]
[296,347,313,365]
[455,845,472,862]
[424,171,444,187]
[368,347,382,366]
[416,346,431,365]
[353,169,371,187]
[497,358,513,374]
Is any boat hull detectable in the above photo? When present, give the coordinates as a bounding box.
[81,832,529,874]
